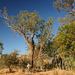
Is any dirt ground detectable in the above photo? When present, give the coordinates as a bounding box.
[0,68,75,75]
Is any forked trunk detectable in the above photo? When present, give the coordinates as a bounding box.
[22,33,35,68]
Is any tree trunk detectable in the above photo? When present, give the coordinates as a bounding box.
[22,33,35,68]
[31,45,35,68]
[31,35,35,68]
[8,66,12,73]
[39,46,42,58]
[38,45,43,67]
[38,42,45,58]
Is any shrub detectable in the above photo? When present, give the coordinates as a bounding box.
[1,51,19,72]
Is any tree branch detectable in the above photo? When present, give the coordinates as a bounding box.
[22,32,31,46]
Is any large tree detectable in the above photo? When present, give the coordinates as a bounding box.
[0,7,54,68]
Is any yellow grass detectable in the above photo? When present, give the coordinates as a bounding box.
[0,68,75,75]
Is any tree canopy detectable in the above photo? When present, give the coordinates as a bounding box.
[53,21,75,57]
[54,0,75,14]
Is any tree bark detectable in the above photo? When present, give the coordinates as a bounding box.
[38,44,43,67]
[31,45,35,68]
[39,46,43,58]
[31,35,35,68]
[38,42,45,58]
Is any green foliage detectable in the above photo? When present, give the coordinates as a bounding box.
[53,0,75,14]
[37,17,54,44]
[43,41,56,57]
[63,56,75,70]
[1,51,19,72]
[3,10,44,37]
[0,41,4,55]
[18,55,30,68]
[54,0,75,25]
[53,22,75,57]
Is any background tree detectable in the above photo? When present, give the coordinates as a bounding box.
[35,17,54,68]
[54,0,75,24]
[18,55,30,70]
[53,0,75,70]
[53,22,75,56]
[0,41,3,55]
[37,17,54,57]
[1,51,19,72]
[43,41,56,57]
[53,21,75,70]
[54,0,75,14]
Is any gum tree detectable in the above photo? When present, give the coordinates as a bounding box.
[0,7,54,68]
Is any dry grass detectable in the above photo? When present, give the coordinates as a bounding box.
[0,68,75,75]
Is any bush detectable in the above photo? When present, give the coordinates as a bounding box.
[18,55,31,71]
[1,51,19,72]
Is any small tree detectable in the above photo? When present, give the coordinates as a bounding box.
[1,51,19,72]
[0,41,3,55]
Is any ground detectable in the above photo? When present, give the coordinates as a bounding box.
[0,68,75,75]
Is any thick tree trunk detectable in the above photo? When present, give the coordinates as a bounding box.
[31,45,35,68]
[31,34,35,68]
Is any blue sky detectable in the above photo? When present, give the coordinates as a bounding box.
[0,0,68,55]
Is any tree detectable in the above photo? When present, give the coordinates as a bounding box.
[0,7,54,68]
[53,21,75,57]
[37,17,54,58]
[1,51,19,72]
[53,1,75,70]
[33,17,54,68]
[0,41,3,55]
